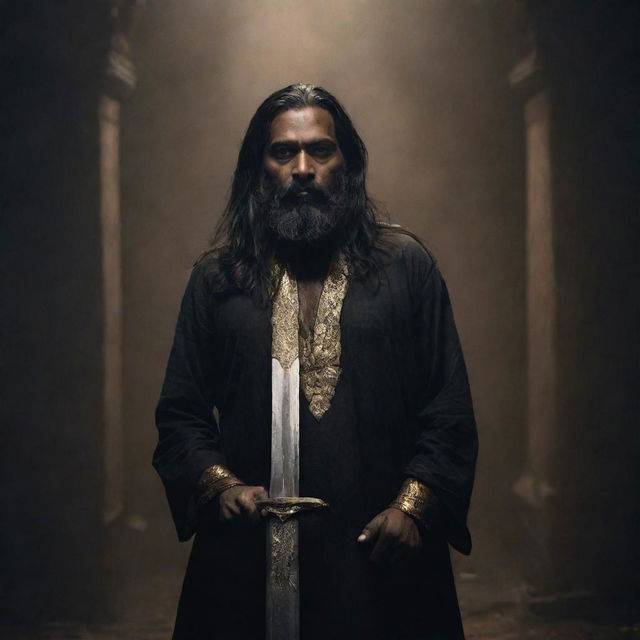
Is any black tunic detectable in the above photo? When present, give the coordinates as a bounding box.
[153,232,478,640]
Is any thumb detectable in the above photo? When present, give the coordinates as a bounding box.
[358,516,381,543]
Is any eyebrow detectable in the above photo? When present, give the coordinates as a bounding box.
[268,138,338,149]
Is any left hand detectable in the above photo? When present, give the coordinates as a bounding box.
[357,507,422,566]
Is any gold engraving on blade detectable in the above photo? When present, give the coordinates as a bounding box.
[271,520,297,590]
[299,255,349,420]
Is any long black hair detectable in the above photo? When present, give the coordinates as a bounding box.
[202,83,384,302]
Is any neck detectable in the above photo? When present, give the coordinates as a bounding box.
[274,239,338,281]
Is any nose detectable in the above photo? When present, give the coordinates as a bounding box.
[291,150,315,183]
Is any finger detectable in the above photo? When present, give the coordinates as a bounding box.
[358,515,382,543]
[225,498,242,519]
[238,495,260,524]
[408,528,423,551]
[251,486,268,500]
[219,503,234,522]
[369,527,394,564]
[398,516,423,551]
[391,535,419,564]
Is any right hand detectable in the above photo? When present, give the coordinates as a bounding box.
[358,508,422,568]
[217,485,268,525]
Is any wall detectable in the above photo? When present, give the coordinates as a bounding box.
[120,0,526,591]
[528,0,640,596]
[1,2,111,621]
[4,0,638,628]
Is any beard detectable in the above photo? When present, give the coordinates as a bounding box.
[257,170,350,259]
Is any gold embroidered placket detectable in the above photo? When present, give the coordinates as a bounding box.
[272,256,349,420]
[271,266,299,368]
[300,255,348,420]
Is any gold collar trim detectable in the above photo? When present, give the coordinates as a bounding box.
[271,256,349,420]
[271,264,299,369]
[299,256,349,420]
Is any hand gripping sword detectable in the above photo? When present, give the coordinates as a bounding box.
[256,267,327,640]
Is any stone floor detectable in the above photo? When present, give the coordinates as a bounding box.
[3,613,639,640]
[3,609,639,640]
[2,560,638,639]
[458,573,640,640]
[465,610,640,640]
[2,579,638,639]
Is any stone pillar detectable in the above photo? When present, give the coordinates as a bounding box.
[510,47,558,592]
[100,4,142,526]
[510,3,640,604]
[100,94,125,524]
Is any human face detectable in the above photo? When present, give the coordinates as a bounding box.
[263,106,344,192]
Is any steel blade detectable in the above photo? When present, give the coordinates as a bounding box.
[266,517,299,640]
[270,357,300,498]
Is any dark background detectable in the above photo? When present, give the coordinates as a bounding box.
[2,0,639,634]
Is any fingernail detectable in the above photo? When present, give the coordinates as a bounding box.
[357,534,366,542]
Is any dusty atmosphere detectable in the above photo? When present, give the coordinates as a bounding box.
[2,1,639,638]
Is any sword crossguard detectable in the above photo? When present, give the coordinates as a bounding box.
[256,497,328,522]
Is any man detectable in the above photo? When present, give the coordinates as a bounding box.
[154,84,478,639]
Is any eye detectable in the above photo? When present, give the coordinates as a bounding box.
[310,144,335,159]
[270,145,295,161]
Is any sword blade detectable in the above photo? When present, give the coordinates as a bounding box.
[266,518,299,640]
[270,357,300,498]
[267,357,301,640]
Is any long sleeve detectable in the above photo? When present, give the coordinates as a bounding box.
[153,261,227,541]
[403,245,478,554]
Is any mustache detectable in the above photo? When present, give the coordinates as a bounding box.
[271,180,331,208]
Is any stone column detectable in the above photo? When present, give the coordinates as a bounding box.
[510,47,558,592]
[100,3,142,525]
[100,93,125,524]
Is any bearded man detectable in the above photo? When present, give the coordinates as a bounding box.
[153,84,478,640]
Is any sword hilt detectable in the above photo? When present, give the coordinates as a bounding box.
[256,497,328,522]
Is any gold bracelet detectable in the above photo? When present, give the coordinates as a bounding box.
[197,465,245,505]
[389,477,432,524]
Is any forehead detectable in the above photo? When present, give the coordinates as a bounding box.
[268,106,337,143]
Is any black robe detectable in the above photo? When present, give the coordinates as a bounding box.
[153,232,478,640]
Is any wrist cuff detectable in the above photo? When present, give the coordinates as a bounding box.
[197,465,244,505]
[389,477,432,525]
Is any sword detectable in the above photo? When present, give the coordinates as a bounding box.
[256,267,327,640]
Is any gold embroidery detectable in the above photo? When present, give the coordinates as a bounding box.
[271,255,349,420]
[389,477,432,523]
[271,266,299,369]
[270,519,297,589]
[197,464,244,504]
[299,255,349,420]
